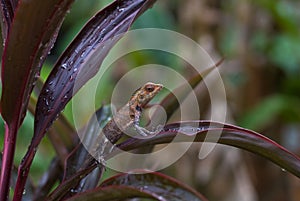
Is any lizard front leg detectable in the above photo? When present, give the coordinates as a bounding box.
[134,124,163,136]
[132,106,163,136]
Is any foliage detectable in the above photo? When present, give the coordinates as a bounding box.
[0,1,299,201]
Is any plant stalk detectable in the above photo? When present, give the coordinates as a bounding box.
[0,123,17,201]
[13,143,37,201]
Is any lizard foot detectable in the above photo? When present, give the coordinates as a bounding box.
[97,155,107,166]
[134,124,164,137]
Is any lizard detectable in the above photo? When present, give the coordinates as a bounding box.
[93,82,163,161]
[65,82,164,194]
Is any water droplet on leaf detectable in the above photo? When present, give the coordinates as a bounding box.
[177,126,199,135]
[61,63,67,69]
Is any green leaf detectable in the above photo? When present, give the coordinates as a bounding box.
[239,95,300,130]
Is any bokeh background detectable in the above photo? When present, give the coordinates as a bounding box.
[1,0,300,200]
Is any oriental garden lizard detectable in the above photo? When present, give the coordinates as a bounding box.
[66,82,163,193]
[93,82,163,161]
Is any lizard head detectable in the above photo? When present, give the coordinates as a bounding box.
[129,82,163,119]
[137,82,163,107]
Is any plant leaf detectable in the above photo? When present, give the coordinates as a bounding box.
[1,0,74,128]
[33,157,63,201]
[136,59,223,154]
[0,0,73,199]
[1,1,75,200]
[65,171,208,201]
[47,120,300,200]
[29,95,77,164]
[160,58,224,118]
[62,105,112,199]
[21,0,156,200]
[47,163,98,201]
[49,105,111,200]
[100,171,208,201]
[64,106,111,181]
[0,153,35,201]
[66,186,157,201]
[0,0,18,41]
[116,121,300,178]
[34,0,156,156]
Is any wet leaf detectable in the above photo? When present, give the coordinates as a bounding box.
[0,0,15,41]
[29,95,76,164]
[47,163,98,201]
[1,0,74,200]
[33,158,63,201]
[116,121,300,178]
[64,106,111,181]
[66,186,156,201]
[30,1,157,200]
[99,171,208,201]
[0,153,35,201]
[62,105,112,198]
[1,0,74,128]
[34,0,156,157]
[48,120,300,200]
[137,59,223,154]
[65,171,207,201]
[0,0,19,41]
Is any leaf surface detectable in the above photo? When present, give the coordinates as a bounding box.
[1,0,74,127]
[0,0,17,41]
[0,0,74,200]
[34,0,156,156]
[66,171,208,201]
[117,121,300,178]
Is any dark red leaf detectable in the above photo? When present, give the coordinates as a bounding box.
[1,0,74,128]
[1,1,75,199]
[64,171,208,201]
[64,106,111,181]
[0,1,75,200]
[29,95,77,164]
[116,121,300,178]
[0,0,17,41]
[15,0,156,200]
[99,171,208,201]
[61,106,112,199]
[34,0,156,156]
[47,163,98,201]
[46,120,300,200]
[33,157,63,201]
[137,59,223,154]
[0,153,35,200]
[66,186,156,201]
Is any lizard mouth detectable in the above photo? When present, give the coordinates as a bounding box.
[154,85,163,94]
[156,84,163,91]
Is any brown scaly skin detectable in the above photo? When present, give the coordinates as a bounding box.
[70,83,163,193]
[102,82,163,144]
[93,81,163,164]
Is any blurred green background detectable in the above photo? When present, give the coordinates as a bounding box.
[1,0,300,200]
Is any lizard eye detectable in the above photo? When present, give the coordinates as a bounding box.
[145,86,154,92]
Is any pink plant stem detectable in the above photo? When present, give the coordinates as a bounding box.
[13,143,37,201]
[0,123,17,201]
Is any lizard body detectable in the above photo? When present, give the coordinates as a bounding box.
[102,82,163,144]
[69,82,163,193]
[93,82,163,162]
